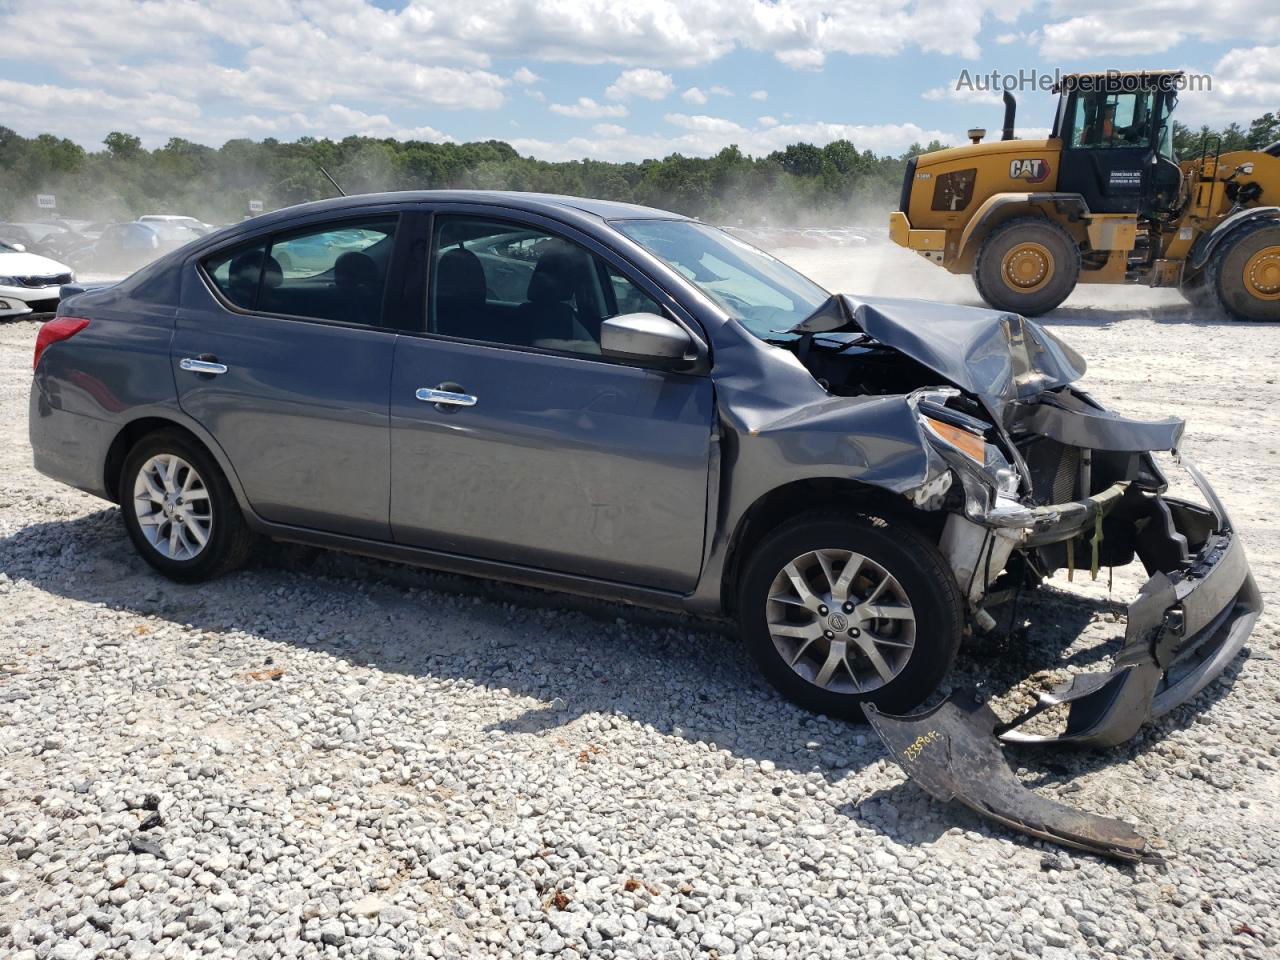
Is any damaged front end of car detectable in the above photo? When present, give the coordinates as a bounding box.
[787,294,1262,862]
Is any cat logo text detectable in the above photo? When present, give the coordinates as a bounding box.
[1009,158,1051,183]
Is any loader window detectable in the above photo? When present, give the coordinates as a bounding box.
[1070,91,1154,149]
[1156,96,1176,160]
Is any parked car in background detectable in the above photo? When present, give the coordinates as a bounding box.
[0,221,82,260]
[0,239,74,318]
[74,220,204,276]
[138,214,214,235]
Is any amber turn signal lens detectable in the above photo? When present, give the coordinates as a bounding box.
[922,416,986,463]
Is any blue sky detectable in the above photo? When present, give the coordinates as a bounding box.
[0,1,1275,160]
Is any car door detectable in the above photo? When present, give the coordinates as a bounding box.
[172,212,410,540]
[389,211,715,593]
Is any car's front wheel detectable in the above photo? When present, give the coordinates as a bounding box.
[737,513,962,719]
[121,430,254,582]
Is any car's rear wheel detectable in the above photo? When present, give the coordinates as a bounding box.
[737,513,962,719]
[121,430,254,582]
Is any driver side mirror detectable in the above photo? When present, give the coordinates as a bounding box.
[600,312,695,368]
[8,242,26,252]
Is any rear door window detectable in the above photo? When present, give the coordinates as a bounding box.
[263,219,397,326]
[202,217,398,325]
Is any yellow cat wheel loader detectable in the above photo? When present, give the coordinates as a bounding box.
[889,70,1280,319]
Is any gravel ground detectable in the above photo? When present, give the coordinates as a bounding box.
[2,245,1278,960]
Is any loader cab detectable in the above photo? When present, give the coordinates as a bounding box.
[1053,73,1184,218]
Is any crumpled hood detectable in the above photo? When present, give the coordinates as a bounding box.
[791,293,1088,408]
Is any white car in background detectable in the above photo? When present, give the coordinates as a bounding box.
[0,240,75,319]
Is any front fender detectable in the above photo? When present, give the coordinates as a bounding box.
[1188,205,1280,270]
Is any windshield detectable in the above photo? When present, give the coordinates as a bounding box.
[613,219,828,339]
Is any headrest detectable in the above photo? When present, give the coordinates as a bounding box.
[263,254,283,289]
[527,245,581,304]
[335,250,378,287]
[436,246,486,303]
[228,250,282,295]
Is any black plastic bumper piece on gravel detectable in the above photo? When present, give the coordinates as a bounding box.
[864,457,1262,862]
[864,692,1162,864]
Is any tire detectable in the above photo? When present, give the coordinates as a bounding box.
[737,513,963,720]
[1179,273,1213,308]
[120,430,254,582]
[973,217,1081,316]
[1207,219,1280,322]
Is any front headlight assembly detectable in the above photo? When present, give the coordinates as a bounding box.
[916,398,1021,521]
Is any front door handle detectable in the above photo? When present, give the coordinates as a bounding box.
[416,384,477,410]
[180,356,228,375]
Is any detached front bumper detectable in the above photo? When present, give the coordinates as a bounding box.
[870,459,1260,862]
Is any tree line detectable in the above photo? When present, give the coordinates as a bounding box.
[1,112,1275,227]
[0,127,922,227]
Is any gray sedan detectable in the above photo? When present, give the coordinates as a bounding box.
[30,191,1257,758]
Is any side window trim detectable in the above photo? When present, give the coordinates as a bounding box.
[417,205,707,364]
[196,211,409,331]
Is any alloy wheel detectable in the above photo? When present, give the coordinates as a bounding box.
[765,548,916,694]
[132,453,213,561]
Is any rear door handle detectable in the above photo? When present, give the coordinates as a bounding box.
[180,357,228,375]
[416,387,477,408]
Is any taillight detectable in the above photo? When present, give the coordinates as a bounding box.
[33,317,90,370]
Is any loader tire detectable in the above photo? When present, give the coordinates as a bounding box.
[1208,219,1280,322]
[1178,273,1213,309]
[974,217,1081,316]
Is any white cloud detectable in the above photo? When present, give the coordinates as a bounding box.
[3,0,1273,156]
[664,113,749,134]
[605,68,676,101]
[592,123,629,137]
[0,77,455,148]
[1176,46,1280,127]
[758,115,779,127]
[1039,16,1170,59]
[1038,1,1279,59]
[549,97,629,119]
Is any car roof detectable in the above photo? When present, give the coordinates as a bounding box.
[248,190,687,227]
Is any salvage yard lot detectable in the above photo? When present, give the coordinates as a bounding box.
[2,244,1279,960]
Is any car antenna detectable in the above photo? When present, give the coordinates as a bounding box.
[318,165,347,197]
